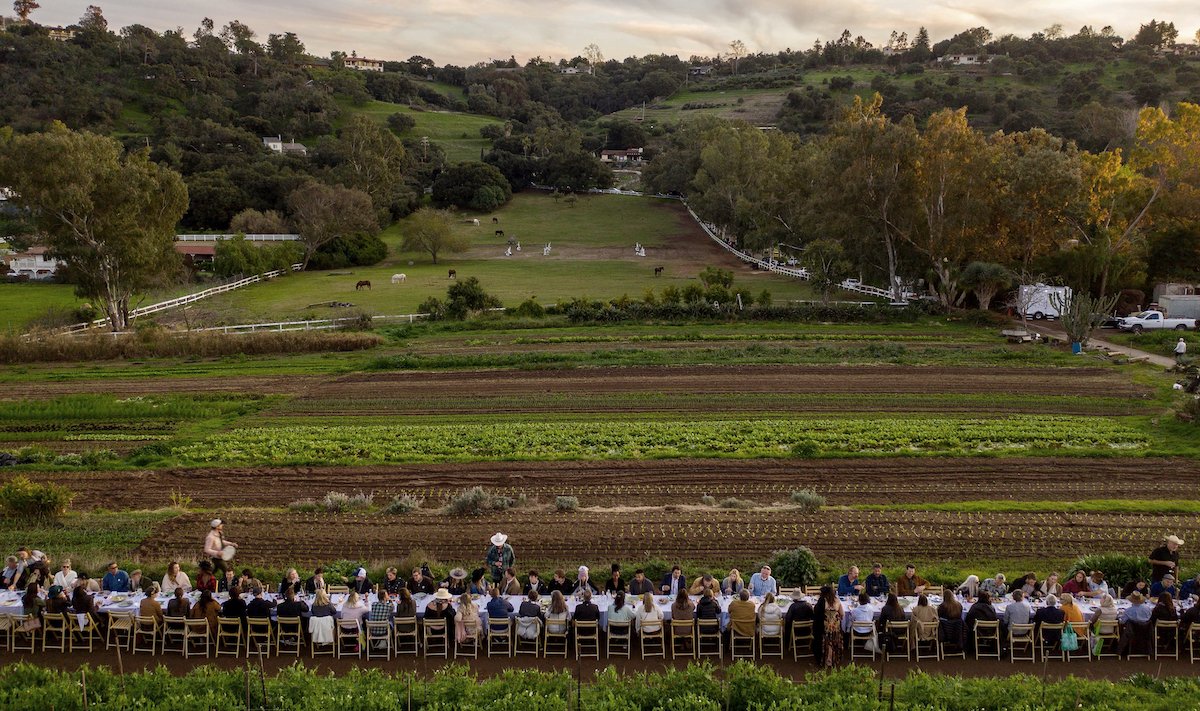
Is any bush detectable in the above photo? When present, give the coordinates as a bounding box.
[306,232,387,270]
[717,497,755,509]
[418,297,447,320]
[554,495,579,512]
[0,476,74,522]
[444,486,525,515]
[512,298,545,319]
[1071,553,1151,590]
[789,489,825,513]
[790,441,820,458]
[700,495,717,506]
[382,494,423,514]
[769,546,820,587]
[213,235,302,278]
[446,277,502,320]
[286,498,321,513]
[288,491,373,513]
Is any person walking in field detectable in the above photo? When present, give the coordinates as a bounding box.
[203,519,238,573]
[1175,337,1187,365]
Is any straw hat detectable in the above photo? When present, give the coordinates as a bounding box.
[1166,535,1185,546]
[1129,591,1144,603]
[490,532,508,546]
[210,518,223,528]
[433,588,452,601]
[448,568,467,580]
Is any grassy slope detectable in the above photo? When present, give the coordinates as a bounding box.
[0,283,83,331]
[338,99,501,163]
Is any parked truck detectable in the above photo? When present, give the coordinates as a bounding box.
[1158,294,1200,321]
[1116,310,1199,333]
[1017,284,1071,320]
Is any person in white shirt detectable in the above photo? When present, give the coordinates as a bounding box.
[634,592,664,634]
[52,559,78,590]
[758,592,784,636]
[1175,338,1187,365]
[161,561,192,595]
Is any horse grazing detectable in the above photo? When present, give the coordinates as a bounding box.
[495,230,504,237]
[654,266,664,277]
[448,269,457,279]
[492,217,499,223]
[471,218,480,226]
[355,280,372,291]
[391,273,406,284]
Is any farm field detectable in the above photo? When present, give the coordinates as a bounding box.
[338,98,502,163]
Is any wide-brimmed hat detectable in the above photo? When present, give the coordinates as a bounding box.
[449,568,467,580]
[1167,535,1185,546]
[210,518,223,528]
[490,532,508,546]
[434,588,452,600]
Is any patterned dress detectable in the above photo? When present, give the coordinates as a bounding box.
[823,602,844,667]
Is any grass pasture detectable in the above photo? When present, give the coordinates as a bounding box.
[339,99,502,163]
[0,282,84,331]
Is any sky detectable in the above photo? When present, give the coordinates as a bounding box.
[34,1,1200,66]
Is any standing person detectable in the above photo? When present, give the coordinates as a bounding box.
[203,519,237,574]
[1175,337,1187,365]
[820,587,844,668]
[486,532,515,584]
[1149,535,1184,583]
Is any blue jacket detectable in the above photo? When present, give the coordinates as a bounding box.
[102,570,130,593]
[837,575,862,597]
[1149,581,1180,598]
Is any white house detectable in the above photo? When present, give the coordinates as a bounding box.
[47,27,78,42]
[689,65,713,76]
[600,147,645,164]
[344,56,384,72]
[261,136,308,157]
[940,54,994,65]
[560,64,593,75]
[4,246,61,280]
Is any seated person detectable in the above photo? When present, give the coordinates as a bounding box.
[979,573,1007,599]
[523,570,547,596]
[604,564,625,594]
[1149,574,1180,599]
[443,568,469,596]
[498,567,522,596]
[572,566,600,596]
[864,564,889,597]
[405,568,435,595]
[304,567,328,595]
[545,569,571,595]
[896,565,929,597]
[277,568,302,597]
[221,585,247,621]
[628,569,655,596]
[727,589,757,638]
[1032,594,1065,646]
[688,573,720,597]
[276,587,309,619]
[246,587,276,619]
[573,590,601,622]
[166,587,191,618]
[837,567,864,597]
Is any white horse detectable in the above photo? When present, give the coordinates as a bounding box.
[391,273,407,284]
[504,246,512,257]
[472,219,480,226]
[516,242,521,252]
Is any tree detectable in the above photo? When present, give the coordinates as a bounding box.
[287,182,378,269]
[432,162,512,211]
[1132,20,1178,50]
[1044,24,1064,40]
[79,5,107,33]
[728,39,747,75]
[13,0,39,23]
[387,112,416,134]
[0,124,188,331]
[229,208,289,235]
[334,115,411,220]
[266,32,305,62]
[909,27,932,62]
[990,128,1083,267]
[958,262,1011,310]
[219,20,258,55]
[802,239,853,303]
[583,43,604,69]
[1051,290,1118,347]
[401,208,468,264]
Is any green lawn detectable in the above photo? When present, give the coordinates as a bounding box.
[339,99,501,163]
[0,282,84,330]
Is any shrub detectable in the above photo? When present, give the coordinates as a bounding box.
[0,476,75,522]
[382,494,423,514]
[443,486,525,515]
[790,441,820,458]
[512,298,545,319]
[418,297,447,320]
[681,284,705,304]
[1071,553,1151,590]
[307,232,387,270]
[789,489,825,513]
[717,497,755,509]
[699,495,716,506]
[554,495,579,511]
[287,498,321,513]
[321,491,374,513]
[660,286,682,304]
[446,277,502,320]
[769,546,820,587]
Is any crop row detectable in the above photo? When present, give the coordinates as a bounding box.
[171,415,1148,465]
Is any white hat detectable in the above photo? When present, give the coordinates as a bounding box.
[490,532,508,546]
[30,550,45,561]
[355,567,367,578]
[434,588,452,600]
[578,565,589,575]
[210,518,223,528]
[1167,535,1185,546]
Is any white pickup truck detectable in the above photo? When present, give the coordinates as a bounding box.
[1116,310,1198,333]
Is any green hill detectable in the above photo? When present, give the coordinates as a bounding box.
[338,100,502,163]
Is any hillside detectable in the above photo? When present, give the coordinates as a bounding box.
[337,100,502,164]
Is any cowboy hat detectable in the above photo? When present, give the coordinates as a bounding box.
[433,588,452,600]
[210,518,223,529]
[449,568,467,580]
[1166,535,1185,546]
[490,532,508,546]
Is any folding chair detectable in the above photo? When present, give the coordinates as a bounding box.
[790,620,814,661]
[71,613,102,653]
[421,619,448,658]
[973,620,1001,660]
[939,619,966,660]
[759,619,784,659]
[696,618,722,659]
[1065,622,1091,661]
[183,618,211,658]
[246,618,273,657]
[216,617,243,657]
[0,614,15,652]
[1188,623,1200,663]
[544,619,569,658]
[276,616,304,656]
[327,585,349,595]
[1008,623,1036,663]
[455,617,481,659]
[161,615,187,655]
[915,621,940,661]
[730,625,756,660]
[575,620,600,659]
[1038,622,1065,662]
[309,617,336,658]
[487,616,513,657]
[885,620,911,661]
[849,621,876,661]
[106,612,135,651]
[393,617,418,656]
[365,620,392,660]
[670,619,695,659]
[336,619,362,658]
[42,614,69,652]
[1093,620,1120,660]
[132,615,160,655]
[515,617,542,657]
[10,614,38,653]
[924,586,944,597]
[1153,620,1178,660]
[803,586,824,597]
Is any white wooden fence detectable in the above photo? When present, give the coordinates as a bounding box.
[175,234,301,242]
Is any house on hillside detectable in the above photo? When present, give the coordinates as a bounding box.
[262,136,308,157]
[600,147,645,165]
[939,54,994,65]
[343,56,385,72]
[1168,43,1200,57]
[560,64,593,75]
[4,246,61,280]
[46,27,78,42]
[689,65,713,76]
[174,243,216,270]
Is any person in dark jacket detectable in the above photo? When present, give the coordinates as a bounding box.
[964,591,998,652]
[604,564,626,594]
[405,568,435,595]
[380,567,405,596]
[1032,594,1066,646]
[1150,593,1178,623]
[628,569,655,596]
[696,589,722,621]
[304,567,327,595]
[276,588,309,619]
[221,585,247,623]
[545,569,571,595]
[518,589,544,621]
[573,590,601,622]
[217,568,237,594]
[809,586,828,663]
[783,595,815,643]
[246,587,276,619]
[659,566,686,596]
[876,594,906,653]
[523,570,547,596]
[351,568,373,595]
[165,587,191,618]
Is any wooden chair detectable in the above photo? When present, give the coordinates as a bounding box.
[696,619,722,659]
[606,620,632,658]
[1188,622,1200,663]
[327,585,349,595]
[924,585,944,597]
[336,619,362,658]
[778,587,798,598]
[973,620,1001,660]
[790,620,814,661]
[915,621,940,661]
[515,617,542,657]
[1065,622,1091,662]
[487,617,513,657]
[885,620,911,661]
[276,616,304,656]
[638,621,664,658]
[106,612,135,651]
[1008,623,1036,663]
[10,614,38,653]
[759,619,785,659]
[42,614,69,652]
[1150,620,1177,660]
[544,618,569,658]
[670,619,695,659]
[455,618,481,659]
[246,617,273,657]
[161,615,187,655]
[132,615,160,655]
[1093,620,1120,659]
[849,621,876,661]
[803,586,824,597]
[574,620,600,659]
[365,620,392,660]
[309,617,336,658]
[393,617,418,656]
[0,614,16,652]
[421,619,448,658]
[730,625,756,660]
[183,618,211,658]
[70,613,104,653]
[216,617,243,657]
[1037,622,1065,662]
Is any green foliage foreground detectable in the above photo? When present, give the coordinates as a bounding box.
[1,662,1197,711]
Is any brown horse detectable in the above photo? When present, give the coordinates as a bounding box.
[448,269,457,279]
[654,266,664,276]
[355,280,371,290]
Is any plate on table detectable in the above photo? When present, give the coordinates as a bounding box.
[109,595,127,603]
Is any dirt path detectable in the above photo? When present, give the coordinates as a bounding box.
[1022,321,1176,368]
